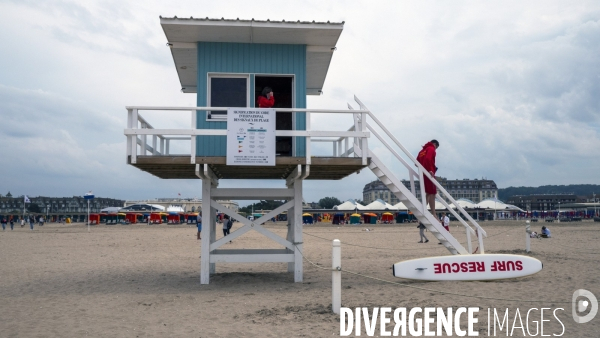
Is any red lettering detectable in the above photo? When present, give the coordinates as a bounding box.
[442,263,451,273]
[516,261,523,271]
[476,262,485,272]
[452,263,460,273]
[434,263,441,274]
[491,261,498,272]
[506,261,516,271]
[468,262,476,272]
[498,261,506,271]
[460,262,468,272]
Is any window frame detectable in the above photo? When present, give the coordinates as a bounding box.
[206,73,250,121]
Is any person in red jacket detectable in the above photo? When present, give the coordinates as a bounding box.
[416,140,439,220]
[257,87,274,108]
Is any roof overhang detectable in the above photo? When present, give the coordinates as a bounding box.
[160,17,344,95]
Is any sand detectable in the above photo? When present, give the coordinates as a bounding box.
[0,220,598,337]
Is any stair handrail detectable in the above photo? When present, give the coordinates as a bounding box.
[352,96,487,238]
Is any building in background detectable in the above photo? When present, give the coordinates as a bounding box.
[362,180,400,205]
[124,198,238,213]
[362,178,498,204]
[506,194,579,211]
[0,193,124,215]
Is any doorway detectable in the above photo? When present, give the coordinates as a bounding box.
[255,75,293,156]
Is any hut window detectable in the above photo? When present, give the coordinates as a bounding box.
[207,75,249,120]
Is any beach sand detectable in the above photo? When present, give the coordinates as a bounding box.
[0,220,598,337]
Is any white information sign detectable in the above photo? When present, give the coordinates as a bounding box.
[226,108,276,166]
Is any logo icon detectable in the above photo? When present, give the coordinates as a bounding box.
[572,289,598,323]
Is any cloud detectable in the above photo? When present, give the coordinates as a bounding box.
[0,0,599,204]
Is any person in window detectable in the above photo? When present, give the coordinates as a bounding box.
[257,87,274,108]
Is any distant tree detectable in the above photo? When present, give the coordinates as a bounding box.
[27,204,41,213]
[499,184,600,201]
[318,197,342,209]
[239,200,286,214]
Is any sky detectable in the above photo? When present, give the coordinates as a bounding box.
[1,0,599,205]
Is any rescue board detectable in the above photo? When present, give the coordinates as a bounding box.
[392,254,542,281]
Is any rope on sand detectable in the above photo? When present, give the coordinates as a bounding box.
[294,244,573,305]
[304,232,446,251]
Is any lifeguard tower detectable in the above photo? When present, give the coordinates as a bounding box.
[124,17,488,285]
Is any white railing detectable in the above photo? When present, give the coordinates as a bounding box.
[124,106,371,165]
[347,96,487,253]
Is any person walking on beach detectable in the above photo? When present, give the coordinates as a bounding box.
[417,222,429,243]
[29,216,35,230]
[1,218,6,231]
[222,216,229,238]
[39,216,44,227]
[197,214,202,240]
[20,217,25,228]
[9,217,14,230]
[441,213,450,232]
[417,140,439,219]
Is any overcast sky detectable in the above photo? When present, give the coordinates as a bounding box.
[1,0,599,205]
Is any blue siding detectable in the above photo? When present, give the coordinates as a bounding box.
[196,42,306,157]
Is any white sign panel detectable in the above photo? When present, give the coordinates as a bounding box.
[226,108,276,166]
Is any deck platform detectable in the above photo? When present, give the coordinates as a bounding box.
[128,156,370,180]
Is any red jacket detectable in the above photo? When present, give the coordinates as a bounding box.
[417,142,437,174]
[257,95,274,108]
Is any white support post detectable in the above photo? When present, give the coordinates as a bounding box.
[337,140,342,158]
[466,227,472,254]
[477,229,485,254]
[126,109,132,161]
[141,122,147,156]
[306,111,311,165]
[344,137,349,157]
[166,139,170,155]
[293,175,303,282]
[333,142,337,157]
[525,220,531,253]
[360,112,367,165]
[130,109,138,164]
[332,239,341,314]
[152,135,158,155]
[287,207,294,273]
[191,110,197,164]
[209,204,216,274]
[200,175,212,284]
[160,137,165,154]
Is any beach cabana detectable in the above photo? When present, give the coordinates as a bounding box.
[350,213,361,224]
[167,212,181,224]
[302,213,313,224]
[381,212,394,223]
[105,213,118,225]
[362,213,378,224]
[125,213,139,224]
[149,213,163,224]
[332,213,345,225]
[88,214,100,225]
[186,213,199,224]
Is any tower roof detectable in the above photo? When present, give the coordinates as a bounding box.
[160,16,344,95]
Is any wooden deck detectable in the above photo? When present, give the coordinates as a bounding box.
[128,156,370,180]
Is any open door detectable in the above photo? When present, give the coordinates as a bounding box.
[255,76,293,156]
